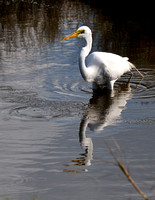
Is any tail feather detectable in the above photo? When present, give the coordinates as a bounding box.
[128,61,144,78]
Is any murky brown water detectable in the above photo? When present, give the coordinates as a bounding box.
[0,1,155,200]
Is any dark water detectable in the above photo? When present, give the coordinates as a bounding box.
[0,1,155,200]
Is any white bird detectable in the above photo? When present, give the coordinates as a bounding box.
[61,26,143,90]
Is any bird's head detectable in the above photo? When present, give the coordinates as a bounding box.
[61,26,92,41]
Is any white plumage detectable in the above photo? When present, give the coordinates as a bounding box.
[62,26,143,90]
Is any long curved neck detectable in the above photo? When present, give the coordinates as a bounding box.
[79,34,92,81]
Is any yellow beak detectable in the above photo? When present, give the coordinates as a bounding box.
[61,31,79,41]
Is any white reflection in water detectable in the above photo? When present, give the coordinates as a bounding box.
[79,82,132,166]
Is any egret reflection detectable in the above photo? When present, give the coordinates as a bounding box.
[78,82,132,167]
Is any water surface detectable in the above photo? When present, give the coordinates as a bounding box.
[0,1,155,200]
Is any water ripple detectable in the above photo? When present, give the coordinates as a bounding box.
[1,67,154,121]
[8,101,85,121]
[0,87,85,121]
[118,68,155,100]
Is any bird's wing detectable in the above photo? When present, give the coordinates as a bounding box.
[123,57,129,61]
[86,52,130,80]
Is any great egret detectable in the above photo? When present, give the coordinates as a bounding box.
[61,26,143,90]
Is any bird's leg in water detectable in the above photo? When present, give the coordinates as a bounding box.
[130,69,133,77]
[107,80,116,90]
[128,72,133,84]
[123,73,133,88]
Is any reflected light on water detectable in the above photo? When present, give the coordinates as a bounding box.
[63,82,132,172]
[0,0,154,66]
[79,83,132,166]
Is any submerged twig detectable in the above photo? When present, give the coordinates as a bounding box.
[105,140,150,200]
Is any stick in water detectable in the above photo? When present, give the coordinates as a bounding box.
[105,140,149,200]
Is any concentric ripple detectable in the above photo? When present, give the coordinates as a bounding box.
[118,67,155,100]
[1,67,154,121]
[45,78,92,101]
[1,88,85,121]
[8,100,85,121]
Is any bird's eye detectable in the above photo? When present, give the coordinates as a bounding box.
[77,30,85,35]
[80,30,85,34]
